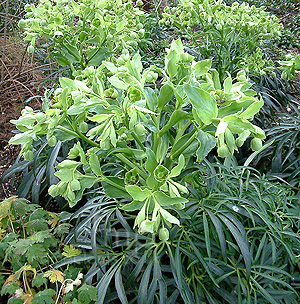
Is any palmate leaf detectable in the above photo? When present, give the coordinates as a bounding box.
[77,284,98,304]
[32,289,56,304]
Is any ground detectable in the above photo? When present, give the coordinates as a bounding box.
[0,36,43,200]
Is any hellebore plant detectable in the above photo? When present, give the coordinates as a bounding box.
[9,39,265,234]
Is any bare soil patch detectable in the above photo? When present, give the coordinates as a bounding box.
[0,36,45,200]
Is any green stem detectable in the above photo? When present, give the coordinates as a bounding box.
[73,124,100,148]
[115,154,148,180]
[100,175,126,191]
[174,120,192,144]
[131,132,146,152]
[123,114,146,152]
[171,128,198,160]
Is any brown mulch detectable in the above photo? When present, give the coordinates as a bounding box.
[0,36,45,201]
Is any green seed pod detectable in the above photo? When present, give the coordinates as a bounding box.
[159,227,169,242]
[250,138,262,151]
[138,28,145,38]
[217,144,230,158]
[121,53,130,62]
[235,138,244,148]
[47,135,57,147]
[70,180,81,191]
[145,73,153,83]
[134,124,146,137]
[27,45,35,54]
[40,20,47,26]
[117,66,129,73]
[130,32,137,39]
[117,57,125,65]
[48,185,58,197]
[128,87,142,102]
[137,23,143,30]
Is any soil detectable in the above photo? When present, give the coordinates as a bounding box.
[0,36,45,201]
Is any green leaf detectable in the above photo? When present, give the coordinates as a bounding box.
[159,110,188,137]
[240,98,264,120]
[219,214,251,279]
[96,263,120,304]
[26,219,49,233]
[251,278,278,304]
[125,185,151,201]
[13,239,35,255]
[29,231,53,243]
[88,114,110,123]
[1,282,19,296]
[203,212,211,263]
[144,88,157,111]
[87,48,110,66]
[121,200,145,212]
[62,244,82,257]
[32,289,56,304]
[10,197,30,216]
[7,298,23,304]
[134,203,147,228]
[184,84,217,125]
[26,244,47,265]
[89,153,102,176]
[206,210,227,260]
[32,274,47,288]
[115,267,128,304]
[78,284,98,304]
[102,177,130,199]
[153,191,188,207]
[193,59,212,78]
[170,154,185,178]
[196,130,217,162]
[108,76,128,90]
[159,208,180,225]
[223,116,255,134]
[224,128,237,154]
[158,84,174,110]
